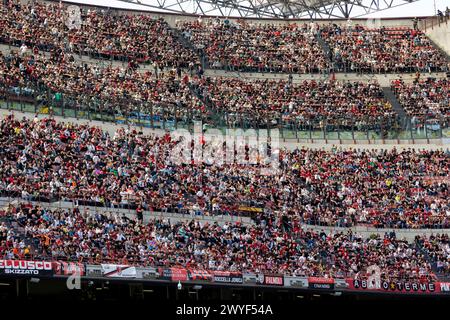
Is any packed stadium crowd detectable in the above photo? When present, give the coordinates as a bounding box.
[177,18,449,74]
[177,18,328,73]
[0,1,447,75]
[0,2,447,131]
[415,234,450,275]
[391,77,449,119]
[0,203,447,280]
[0,0,200,68]
[0,0,448,289]
[0,116,448,229]
[0,49,206,122]
[321,24,448,73]
[194,76,394,126]
[0,47,417,129]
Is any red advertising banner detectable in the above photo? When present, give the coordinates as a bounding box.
[347,278,438,294]
[308,277,335,284]
[188,269,212,281]
[265,275,284,286]
[308,277,335,289]
[171,268,188,281]
[257,274,284,286]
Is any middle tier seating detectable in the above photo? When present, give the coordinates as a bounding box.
[0,116,448,229]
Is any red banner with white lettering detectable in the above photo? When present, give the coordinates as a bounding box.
[257,274,284,286]
[308,277,335,289]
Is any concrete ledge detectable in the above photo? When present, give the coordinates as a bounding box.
[301,224,450,243]
[203,69,448,86]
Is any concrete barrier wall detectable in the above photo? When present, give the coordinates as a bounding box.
[300,224,450,242]
[204,69,448,86]
[426,20,450,55]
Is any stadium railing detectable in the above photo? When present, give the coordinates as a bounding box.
[420,12,449,31]
[0,82,448,142]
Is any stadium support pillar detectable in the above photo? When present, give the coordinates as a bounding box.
[15,279,27,298]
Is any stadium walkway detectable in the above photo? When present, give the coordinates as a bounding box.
[203,69,448,86]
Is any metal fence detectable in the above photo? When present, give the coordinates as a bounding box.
[420,12,450,32]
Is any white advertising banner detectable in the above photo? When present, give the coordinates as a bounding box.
[101,264,137,278]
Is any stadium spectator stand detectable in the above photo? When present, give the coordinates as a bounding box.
[0,203,447,279]
[0,49,207,124]
[391,77,449,120]
[0,1,201,68]
[177,18,328,73]
[194,76,395,127]
[321,24,448,73]
[0,116,448,229]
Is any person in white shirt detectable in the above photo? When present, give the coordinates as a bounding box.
[19,43,28,56]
